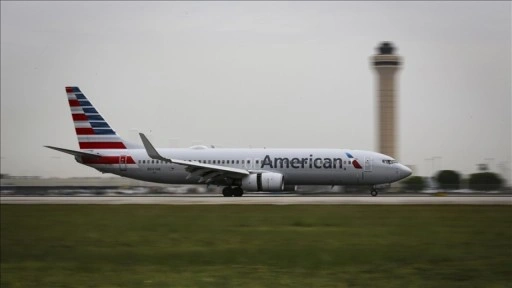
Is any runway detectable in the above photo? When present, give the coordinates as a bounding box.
[1,195,511,205]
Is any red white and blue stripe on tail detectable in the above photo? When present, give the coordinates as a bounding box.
[66,86,128,150]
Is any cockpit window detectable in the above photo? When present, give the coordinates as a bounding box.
[382,159,398,164]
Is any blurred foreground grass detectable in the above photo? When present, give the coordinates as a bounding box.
[1,205,511,287]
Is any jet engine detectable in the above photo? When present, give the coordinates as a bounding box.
[241,172,284,192]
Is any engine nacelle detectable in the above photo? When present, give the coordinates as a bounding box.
[241,172,284,192]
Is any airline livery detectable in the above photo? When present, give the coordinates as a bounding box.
[46,87,412,196]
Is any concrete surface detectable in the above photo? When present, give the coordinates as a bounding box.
[1,195,510,205]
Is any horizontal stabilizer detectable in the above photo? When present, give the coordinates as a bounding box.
[45,146,102,158]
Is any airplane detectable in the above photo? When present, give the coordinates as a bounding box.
[46,86,412,197]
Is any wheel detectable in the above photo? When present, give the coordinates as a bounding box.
[222,187,233,197]
[233,187,244,197]
[370,189,378,197]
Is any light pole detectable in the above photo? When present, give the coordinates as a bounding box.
[433,156,442,173]
[425,157,434,177]
[484,158,495,171]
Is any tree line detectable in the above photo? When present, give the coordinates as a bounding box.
[402,170,504,192]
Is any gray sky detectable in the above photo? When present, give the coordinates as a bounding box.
[1,1,511,183]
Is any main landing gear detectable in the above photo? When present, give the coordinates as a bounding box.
[222,186,244,197]
[370,187,378,197]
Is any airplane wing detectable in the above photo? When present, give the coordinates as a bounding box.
[139,133,249,184]
[45,146,102,158]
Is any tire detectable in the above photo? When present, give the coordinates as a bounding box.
[233,187,244,197]
[222,187,233,197]
[371,190,378,197]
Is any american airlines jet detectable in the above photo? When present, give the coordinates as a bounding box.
[46,87,412,196]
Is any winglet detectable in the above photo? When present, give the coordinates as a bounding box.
[139,133,250,176]
[139,133,172,163]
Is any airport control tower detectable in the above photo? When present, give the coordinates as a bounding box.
[371,42,402,159]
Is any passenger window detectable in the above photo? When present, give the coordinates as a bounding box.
[152,160,154,164]
[222,160,225,164]
[248,160,251,164]
[349,161,351,164]
[242,160,245,164]
[256,160,259,164]
[236,160,239,164]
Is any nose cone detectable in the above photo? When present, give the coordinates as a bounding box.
[399,164,412,179]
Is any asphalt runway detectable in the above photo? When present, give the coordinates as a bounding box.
[1,195,511,205]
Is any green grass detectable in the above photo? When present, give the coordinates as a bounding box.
[1,205,511,288]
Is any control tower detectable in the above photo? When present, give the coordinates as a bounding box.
[371,42,402,159]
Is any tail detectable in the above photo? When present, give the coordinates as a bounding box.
[66,86,141,150]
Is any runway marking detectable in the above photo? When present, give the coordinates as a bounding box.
[1,196,511,205]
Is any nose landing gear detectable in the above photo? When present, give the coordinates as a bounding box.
[370,187,378,197]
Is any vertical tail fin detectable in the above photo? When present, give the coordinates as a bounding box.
[66,86,140,150]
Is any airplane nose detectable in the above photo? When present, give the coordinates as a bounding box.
[400,164,412,178]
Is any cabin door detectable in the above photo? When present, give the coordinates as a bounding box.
[364,157,372,172]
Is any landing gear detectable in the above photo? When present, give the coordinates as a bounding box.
[370,187,378,197]
[233,187,244,197]
[222,187,233,197]
[222,187,244,197]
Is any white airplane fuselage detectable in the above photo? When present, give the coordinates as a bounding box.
[80,148,409,186]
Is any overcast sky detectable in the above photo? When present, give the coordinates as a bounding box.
[1,1,510,183]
